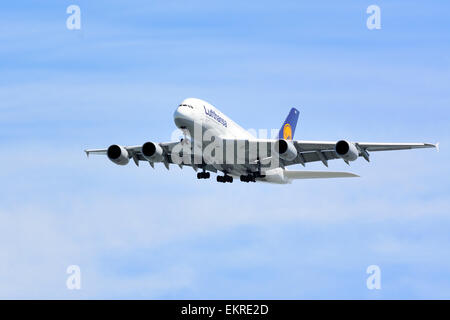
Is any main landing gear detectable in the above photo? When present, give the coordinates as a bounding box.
[240,174,256,183]
[217,175,233,183]
[197,171,210,179]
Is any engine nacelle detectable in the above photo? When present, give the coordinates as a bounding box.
[335,140,358,162]
[273,139,297,161]
[107,144,129,165]
[141,142,164,162]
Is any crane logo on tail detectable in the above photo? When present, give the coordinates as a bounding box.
[278,108,299,141]
[283,123,293,140]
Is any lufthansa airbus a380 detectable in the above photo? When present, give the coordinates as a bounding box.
[85,98,438,184]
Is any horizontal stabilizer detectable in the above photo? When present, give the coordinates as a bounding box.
[284,170,359,180]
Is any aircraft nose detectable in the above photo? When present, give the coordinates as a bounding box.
[173,106,192,129]
[173,106,188,120]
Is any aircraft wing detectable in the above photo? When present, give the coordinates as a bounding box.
[85,141,219,173]
[283,140,439,167]
[86,143,179,158]
[85,139,437,174]
[217,138,438,169]
[293,141,437,152]
[85,143,175,166]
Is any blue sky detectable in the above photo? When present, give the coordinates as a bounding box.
[0,0,449,299]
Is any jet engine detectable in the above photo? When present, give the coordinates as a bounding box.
[107,144,129,165]
[335,140,359,162]
[273,139,298,161]
[141,142,164,162]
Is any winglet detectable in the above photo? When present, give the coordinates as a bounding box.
[436,142,440,152]
[85,150,89,158]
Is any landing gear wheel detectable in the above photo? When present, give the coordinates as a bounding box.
[240,174,256,183]
[197,171,210,179]
[217,175,232,183]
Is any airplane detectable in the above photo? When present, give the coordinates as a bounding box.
[85,98,438,184]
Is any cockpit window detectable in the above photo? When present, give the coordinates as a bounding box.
[179,104,194,109]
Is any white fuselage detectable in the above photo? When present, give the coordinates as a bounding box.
[173,98,254,141]
[173,98,289,183]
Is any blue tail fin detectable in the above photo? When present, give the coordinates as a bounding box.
[278,108,299,140]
